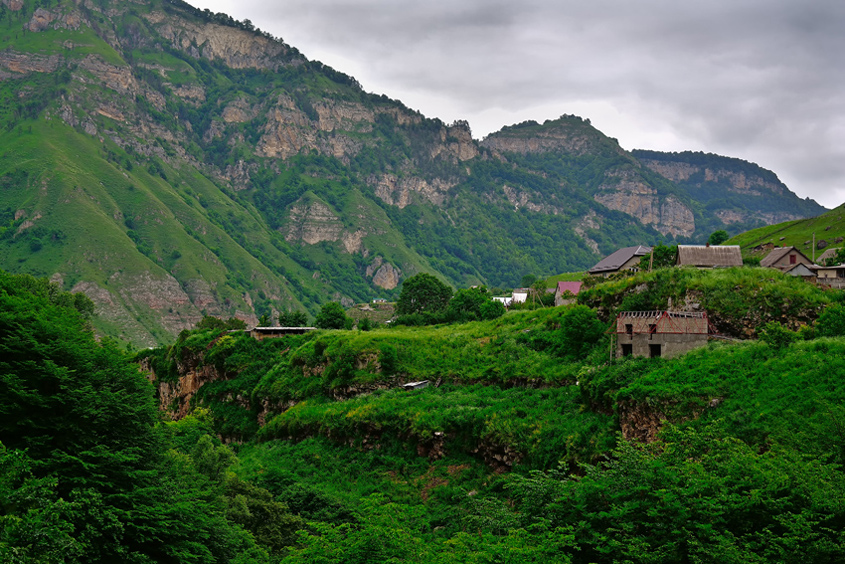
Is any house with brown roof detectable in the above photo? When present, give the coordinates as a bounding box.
[588,245,651,277]
[554,281,582,306]
[760,246,813,272]
[676,245,743,268]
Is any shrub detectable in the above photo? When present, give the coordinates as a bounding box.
[816,304,845,337]
[758,321,798,349]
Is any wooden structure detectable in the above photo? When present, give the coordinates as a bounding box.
[676,245,742,268]
[249,326,315,340]
[615,310,709,359]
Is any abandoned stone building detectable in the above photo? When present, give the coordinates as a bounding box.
[615,310,710,359]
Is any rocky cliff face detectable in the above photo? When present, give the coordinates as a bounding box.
[144,10,295,70]
[594,170,696,237]
[481,116,621,157]
[633,151,827,228]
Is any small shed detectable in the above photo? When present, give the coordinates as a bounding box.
[812,263,845,288]
[616,310,709,359]
[588,245,651,277]
[760,246,813,272]
[249,326,316,340]
[676,245,742,268]
[402,380,429,391]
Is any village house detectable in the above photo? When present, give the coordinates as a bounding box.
[616,310,710,359]
[588,245,651,277]
[676,245,743,268]
[554,281,582,306]
[760,246,814,272]
[809,248,845,287]
[511,289,529,304]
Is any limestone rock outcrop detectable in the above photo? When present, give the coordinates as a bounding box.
[144,11,294,71]
[594,171,695,237]
[371,174,455,208]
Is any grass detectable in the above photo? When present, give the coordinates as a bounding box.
[544,270,586,287]
[727,203,845,258]
[578,266,834,337]
[580,337,845,462]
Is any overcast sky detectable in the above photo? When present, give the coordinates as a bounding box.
[189,0,845,209]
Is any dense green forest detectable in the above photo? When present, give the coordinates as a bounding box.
[6,265,844,561]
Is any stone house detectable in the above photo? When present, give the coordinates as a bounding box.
[588,245,652,277]
[616,310,709,359]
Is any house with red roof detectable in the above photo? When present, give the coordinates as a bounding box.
[554,281,582,306]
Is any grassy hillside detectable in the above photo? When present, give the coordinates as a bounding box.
[728,203,845,260]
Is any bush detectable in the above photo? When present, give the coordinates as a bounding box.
[446,287,504,323]
[816,304,845,337]
[758,321,798,349]
[279,310,308,327]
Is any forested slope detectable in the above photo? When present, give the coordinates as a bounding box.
[130,266,845,562]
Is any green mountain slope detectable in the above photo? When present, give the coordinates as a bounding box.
[727,203,845,260]
[0,0,827,346]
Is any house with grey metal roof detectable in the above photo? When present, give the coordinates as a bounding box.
[676,245,742,268]
[588,245,652,277]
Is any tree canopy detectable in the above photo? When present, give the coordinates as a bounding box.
[707,229,730,245]
[396,273,453,316]
[315,302,349,329]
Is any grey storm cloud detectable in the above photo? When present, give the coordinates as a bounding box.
[191,0,845,208]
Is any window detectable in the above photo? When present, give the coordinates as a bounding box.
[625,324,633,336]
[648,324,657,340]
[789,254,797,265]
[649,344,661,358]
[621,344,633,357]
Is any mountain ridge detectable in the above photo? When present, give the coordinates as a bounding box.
[0,0,826,346]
